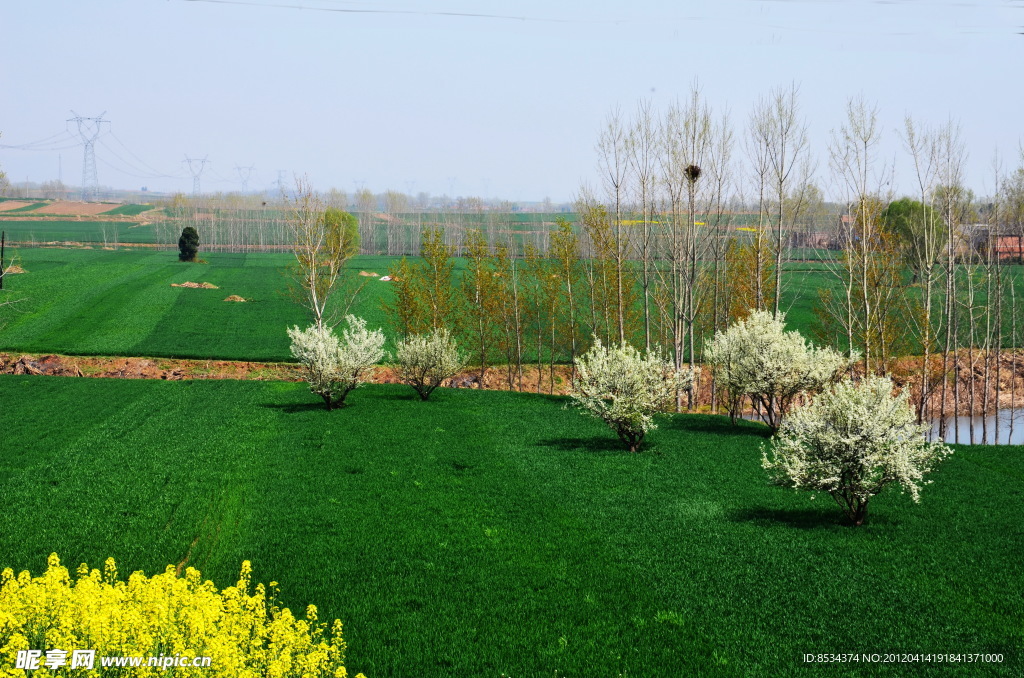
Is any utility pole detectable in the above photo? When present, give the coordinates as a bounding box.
[184,156,209,195]
[67,111,108,202]
[235,164,255,193]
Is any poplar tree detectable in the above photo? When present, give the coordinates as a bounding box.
[460,229,500,383]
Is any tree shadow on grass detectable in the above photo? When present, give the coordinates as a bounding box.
[260,402,332,413]
[729,506,849,529]
[665,413,773,440]
[537,436,632,455]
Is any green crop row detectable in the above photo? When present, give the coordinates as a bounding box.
[100,203,154,216]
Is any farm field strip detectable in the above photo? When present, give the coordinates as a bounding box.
[3,248,1023,364]
[0,376,1020,677]
[0,219,158,243]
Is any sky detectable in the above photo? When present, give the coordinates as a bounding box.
[1,0,1022,202]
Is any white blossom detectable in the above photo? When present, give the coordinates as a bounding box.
[762,375,952,525]
[705,310,855,429]
[571,337,693,452]
[287,315,385,409]
[394,328,466,401]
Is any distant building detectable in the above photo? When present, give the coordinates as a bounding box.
[971,228,1024,262]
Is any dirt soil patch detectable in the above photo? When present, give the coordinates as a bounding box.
[0,353,304,381]
[3,265,26,274]
[223,295,247,302]
[0,201,37,212]
[36,201,120,216]
[171,282,219,289]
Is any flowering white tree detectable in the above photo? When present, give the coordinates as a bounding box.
[394,328,465,401]
[571,338,693,452]
[705,310,854,430]
[762,375,952,526]
[287,315,385,410]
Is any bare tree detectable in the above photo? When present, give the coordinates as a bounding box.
[823,96,899,375]
[596,108,632,344]
[286,177,361,330]
[627,99,659,350]
[901,117,946,423]
[745,99,775,313]
[752,84,814,316]
[0,132,8,196]
[934,121,968,439]
[658,86,714,408]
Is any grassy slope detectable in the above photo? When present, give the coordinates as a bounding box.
[0,250,394,360]
[0,376,1021,677]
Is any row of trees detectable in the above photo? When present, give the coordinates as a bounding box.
[155,190,558,256]
[569,89,1024,442]
[274,88,1024,442]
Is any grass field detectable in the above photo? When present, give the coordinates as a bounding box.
[0,249,398,361]
[0,375,1020,676]
[0,220,159,243]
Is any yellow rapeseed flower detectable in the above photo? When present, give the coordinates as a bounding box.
[0,554,367,678]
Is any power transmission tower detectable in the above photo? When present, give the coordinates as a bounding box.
[184,156,209,195]
[67,111,108,202]
[235,164,255,193]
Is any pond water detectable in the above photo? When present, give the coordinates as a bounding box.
[741,408,1024,445]
[929,410,1024,446]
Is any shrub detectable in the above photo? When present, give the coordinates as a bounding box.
[571,338,691,452]
[178,226,200,262]
[0,553,365,678]
[394,328,465,401]
[705,309,854,430]
[288,315,385,410]
[762,375,952,526]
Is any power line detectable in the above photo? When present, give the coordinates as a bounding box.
[206,166,236,184]
[0,130,80,151]
[98,139,169,179]
[108,131,186,179]
[175,0,598,24]
[96,154,164,180]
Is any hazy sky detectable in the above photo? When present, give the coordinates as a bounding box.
[1,0,1021,201]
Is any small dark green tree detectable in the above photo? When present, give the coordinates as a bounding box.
[178,226,200,262]
[881,198,945,284]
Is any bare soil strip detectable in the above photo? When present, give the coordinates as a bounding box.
[3,351,1023,417]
